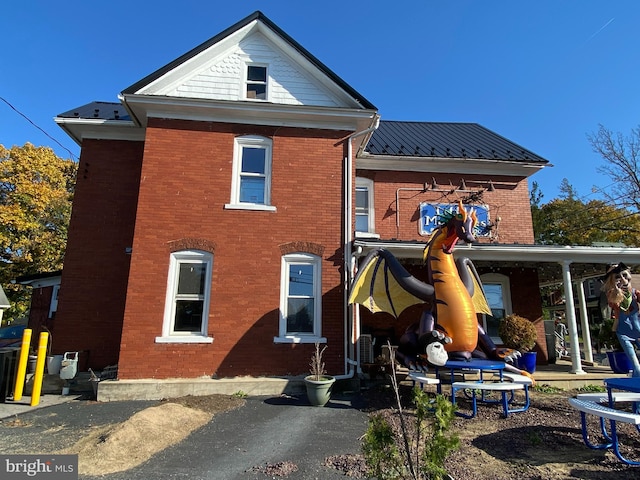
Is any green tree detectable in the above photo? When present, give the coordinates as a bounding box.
[531,179,640,246]
[0,143,77,324]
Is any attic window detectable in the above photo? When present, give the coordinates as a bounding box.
[246,65,267,100]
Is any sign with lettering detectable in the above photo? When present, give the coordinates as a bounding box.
[419,203,491,237]
[1,455,78,479]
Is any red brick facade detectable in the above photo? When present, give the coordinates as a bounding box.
[56,119,351,379]
[358,171,535,244]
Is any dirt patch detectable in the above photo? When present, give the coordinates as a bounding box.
[352,385,637,479]
[58,394,244,476]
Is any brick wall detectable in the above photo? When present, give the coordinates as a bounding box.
[116,119,349,379]
[54,140,144,369]
[358,170,534,244]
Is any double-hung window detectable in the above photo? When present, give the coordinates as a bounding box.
[226,136,275,211]
[480,273,512,343]
[355,177,377,237]
[275,253,324,343]
[245,64,267,100]
[157,250,214,343]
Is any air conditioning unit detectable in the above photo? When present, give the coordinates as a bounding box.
[359,334,374,364]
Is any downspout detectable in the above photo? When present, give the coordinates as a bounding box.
[335,115,380,380]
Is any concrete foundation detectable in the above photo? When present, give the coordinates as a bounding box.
[85,359,628,402]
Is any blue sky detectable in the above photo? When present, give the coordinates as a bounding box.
[2,1,639,202]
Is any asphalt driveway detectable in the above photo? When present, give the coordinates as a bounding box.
[0,392,371,480]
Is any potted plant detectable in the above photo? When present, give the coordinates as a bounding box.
[498,314,538,373]
[597,319,633,374]
[304,342,335,407]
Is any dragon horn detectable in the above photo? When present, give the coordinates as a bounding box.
[457,199,467,221]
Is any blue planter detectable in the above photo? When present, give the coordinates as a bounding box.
[517,351,537,374]
[607,351,633,374]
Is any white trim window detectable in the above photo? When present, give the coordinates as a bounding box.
[480,273,512,343]
[355,177,378,238]
[245,64,268,100]
[226,135,275,211]
[156,250,214,344]
[275,253,325,343]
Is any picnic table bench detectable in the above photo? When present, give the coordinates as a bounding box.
[407,371,440,390]
[451,380,528,418]
[568,397,640,465]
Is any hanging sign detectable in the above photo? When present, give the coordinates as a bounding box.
[419,203,491,237]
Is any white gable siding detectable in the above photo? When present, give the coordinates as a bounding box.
[167,32,340,107]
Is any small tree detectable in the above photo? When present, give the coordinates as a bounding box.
[362,343,459,479]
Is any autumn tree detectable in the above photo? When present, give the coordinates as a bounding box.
[531,179,640,247]
[0,143,77,324]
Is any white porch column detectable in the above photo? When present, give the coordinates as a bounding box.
[577,279,594,364]
[562,261,585,374]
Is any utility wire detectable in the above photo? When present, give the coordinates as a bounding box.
[0,96,78,161]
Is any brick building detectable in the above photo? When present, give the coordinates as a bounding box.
[41,11,639,383]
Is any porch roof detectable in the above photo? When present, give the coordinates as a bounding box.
[353,239,640,285]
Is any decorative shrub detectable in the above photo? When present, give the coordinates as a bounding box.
[498,314,537,352]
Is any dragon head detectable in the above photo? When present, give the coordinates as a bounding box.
[440,200,478,254]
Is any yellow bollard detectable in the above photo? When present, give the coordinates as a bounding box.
[30,332,49,407]
[13,328,32,401]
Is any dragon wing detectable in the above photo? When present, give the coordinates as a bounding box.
[349,249,434,318]
[455,257,492,315]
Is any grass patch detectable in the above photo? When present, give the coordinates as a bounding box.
[533,384,563,394]
[576,384,605,393]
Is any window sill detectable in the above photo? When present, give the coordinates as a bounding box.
[273,336,327,344]
[355,232,380,239]
[224,203,276,212]
[155,335,214,344]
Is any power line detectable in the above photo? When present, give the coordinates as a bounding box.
[0,96,78,161]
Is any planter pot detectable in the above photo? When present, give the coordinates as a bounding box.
[47,355,64,375]
[304,375,335,407]
[517,351,537,374]
[28,355,38,374]
[607,351,633,374]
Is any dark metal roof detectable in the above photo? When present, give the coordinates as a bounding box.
[14,270,63,284]
[57,101,131,121]
[120,11,376,111]
[365,121,549,164]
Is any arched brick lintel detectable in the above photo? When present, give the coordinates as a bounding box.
[279,241,324,257]
[168,238,217,253]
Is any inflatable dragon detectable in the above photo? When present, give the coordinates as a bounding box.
[349,200,526,375]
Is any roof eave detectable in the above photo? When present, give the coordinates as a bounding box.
[55,117,144,146]
[354,239,640,267]
[356,153,550,177]
[120,94,378,132]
